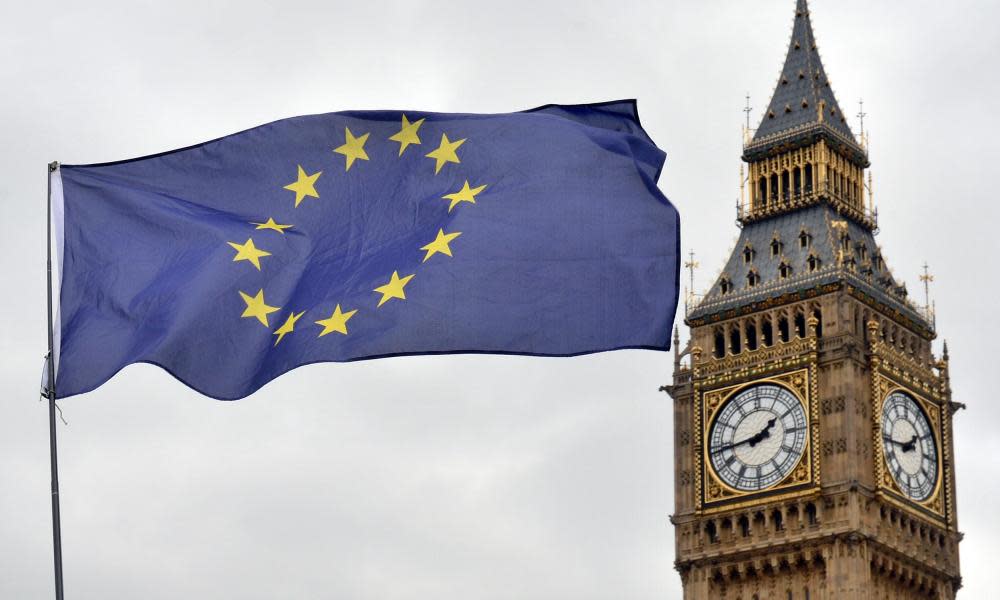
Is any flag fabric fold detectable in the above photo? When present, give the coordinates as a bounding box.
[50,100,680,400]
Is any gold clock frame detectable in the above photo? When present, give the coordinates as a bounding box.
[694,367,820,513]
[872,373,946,521]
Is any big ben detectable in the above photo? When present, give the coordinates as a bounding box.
[665,1,963,598]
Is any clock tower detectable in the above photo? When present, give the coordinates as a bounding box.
[665,1,963,598]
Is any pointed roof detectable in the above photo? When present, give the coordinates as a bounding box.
[750,0,859,149]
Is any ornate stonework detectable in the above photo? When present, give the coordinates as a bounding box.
[665,1,962,597]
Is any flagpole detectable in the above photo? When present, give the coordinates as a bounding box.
[46,160,65,600]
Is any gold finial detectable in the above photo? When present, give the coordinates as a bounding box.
[867,171,874,215]
[739,164,746,214]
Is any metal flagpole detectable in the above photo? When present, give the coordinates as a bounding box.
[46,160,65,600]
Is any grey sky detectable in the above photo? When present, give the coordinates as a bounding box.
[2,0,997,597]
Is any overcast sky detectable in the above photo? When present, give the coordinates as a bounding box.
[2,1,998,598]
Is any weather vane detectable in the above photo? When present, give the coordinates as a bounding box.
[684,250,699,314]
[743,93,753,130]
[919,262,934,317]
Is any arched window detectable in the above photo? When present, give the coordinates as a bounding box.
[720,276,733,295]
[743,244,755,264]
[757,177,767,210]
[762,319,774,346]
[804,164,813,192]
[747,269,761,287]
[771,508,784,531]
[805,502,818,526]
[714,329,726,358]
[739,515,751,537]
[781,170,790,203]
[799,229,811,248]
[746,321,758,351]
[705,520,718,543]
[771,237,783,257]
[812,309,823,338]
[729,326,742,355]
[793,167,802,196]
[795,312,807,338]
[807,253,821,272]
[779,261,792,279]
[770,173,779,202]
[778,316,790,342]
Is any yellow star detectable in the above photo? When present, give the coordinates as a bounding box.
[251,217,293,234]
[442,180,487,212]
[389,114,425,156]
[334,127,370,171]
[420,229,462,262]
[239,289,280,327]
[373,270,415,307]
[315,304,358,337]
[283,165,322,208]
[425,133,466,174]
[227,238,272,270]
[273,310,305,346]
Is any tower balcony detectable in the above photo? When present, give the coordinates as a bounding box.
[738,181,877,231]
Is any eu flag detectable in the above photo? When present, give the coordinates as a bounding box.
[49,100,680,400]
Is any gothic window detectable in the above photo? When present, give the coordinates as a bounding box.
[793,167,802,196]
[743,244,755,264]
[714,329,726,358]
[747,269,760,287]
[779,261,792,279]
[729,326,742,354]
[804,163,813,192]
[771,509,784,531]
[739,515,751,537]
[705,520,718,544]
[874,251,884,271]
[770,173,779,202]
[812,308,823,338]
[757,177,767,209]
[762,319,774,346]
[719,276,733,295]
[806,502,818,526]
[840,234,851,253]
[795,312,807,338]
[807,254,821,272]
[799,229,811,248]
[778,316,790,343]
[858,243,868,261]
[770,237,783,257]
[781,170,790,202]
[745,321,758,351]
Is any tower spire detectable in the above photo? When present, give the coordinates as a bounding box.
[749,0,858,149]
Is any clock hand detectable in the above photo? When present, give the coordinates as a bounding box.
[882,434,919,452]
[748,418,778,448]
[712,417,779,453]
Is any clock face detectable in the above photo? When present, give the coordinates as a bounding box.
[708,383,808,492]
[881,391,938,501]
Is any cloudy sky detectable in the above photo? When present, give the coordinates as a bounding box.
[2,0,998,598]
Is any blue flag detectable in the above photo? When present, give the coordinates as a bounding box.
[49,100,680,400]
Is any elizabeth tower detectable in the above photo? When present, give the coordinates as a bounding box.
[665,1,963,598]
